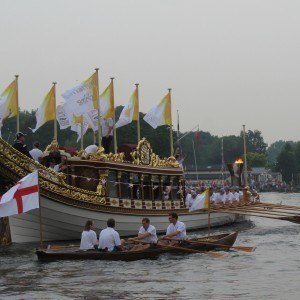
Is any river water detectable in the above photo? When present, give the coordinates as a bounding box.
[1,192,300,299]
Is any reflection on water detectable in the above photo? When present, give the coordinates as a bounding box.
[1,193,300,299]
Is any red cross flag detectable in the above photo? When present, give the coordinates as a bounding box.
[0,171,39,218]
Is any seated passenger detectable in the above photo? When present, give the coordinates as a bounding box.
[162,187,170,200]
[80,220,98,250]
[48,159,61,172]
[99,218,123,252]
[162,213,186,240]
[185,190,196,208]
[85,143,99,154]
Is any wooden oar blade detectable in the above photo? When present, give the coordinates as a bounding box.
[279,216,300,224]
[234,246,256,252]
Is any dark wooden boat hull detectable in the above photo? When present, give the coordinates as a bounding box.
[36,232,238,262]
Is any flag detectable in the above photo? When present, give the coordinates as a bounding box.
[0,80,18,120]
[62,72,98,115]
[189,189,209,212]
[115,87,139,128]
[86,109,99,132]
[83,72,98,110]
[99,81,114,119]
[0,171,39,218]
[71,114,89,142]
[56,104,72,129]
[30,86,55,133]
[143,92,171,129]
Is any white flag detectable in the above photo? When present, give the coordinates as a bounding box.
[0,171,39,218]
[115,88,139,129]
[86,109,99,132]
[62,83,94,116]
[56,104,72,130]
[143,93,171,129]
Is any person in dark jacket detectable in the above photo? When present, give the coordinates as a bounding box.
[12,132,32,158]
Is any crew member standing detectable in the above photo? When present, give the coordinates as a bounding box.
[101,118,113,154]
[29,141,43,162]
[12,132,32,158]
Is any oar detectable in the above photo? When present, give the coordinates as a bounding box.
[183,239,256,252]
[129,238,224,258]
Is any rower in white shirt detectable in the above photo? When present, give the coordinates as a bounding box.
[80,220,98,250]
[224,187,234,204]
[233,187,240,202]
[128,218,158,249]
[162,213,187,240]
[98,218,123,252]
[215,188,226,204]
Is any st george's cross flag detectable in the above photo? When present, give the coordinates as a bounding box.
[0,171,39,218]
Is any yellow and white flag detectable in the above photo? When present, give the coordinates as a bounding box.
[189,189,210,212]
[31,86,55,133]
[143,92,171,129]
[62,72,98,115]
[0,80,18,120]
[99,81,114,119]
[115,87,139,128]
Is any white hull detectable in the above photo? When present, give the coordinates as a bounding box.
[9,196,248,243]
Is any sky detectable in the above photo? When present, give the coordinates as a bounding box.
[1,0,300,145]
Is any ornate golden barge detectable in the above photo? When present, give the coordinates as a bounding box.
[0,137,247,244]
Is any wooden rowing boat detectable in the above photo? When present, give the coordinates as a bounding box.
[36,231,238,262]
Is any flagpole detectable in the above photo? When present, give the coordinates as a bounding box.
[93,131,96,144]
[95,68,102,147]
[111,78,117,154]
[192,140,199,181]
[81,115,84,150]
[38,170,43,249]
[168,89,174,156]
[208,189,211,237]
[243,124,248,186]
[135,83,140,143]
[15,75,19,132]
[52,82,57,141]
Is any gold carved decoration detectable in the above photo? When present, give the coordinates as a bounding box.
[78,146,125,163]
[131,138,179,168]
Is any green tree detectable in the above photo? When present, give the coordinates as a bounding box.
[246,152,267,168]
[241,130,267,154]
[276,143,296,183]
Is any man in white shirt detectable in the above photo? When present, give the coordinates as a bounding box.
[101,118,114,154]
[99,218,123,252]
[29,142,43,162]
[85,143,99,154]
[162,213,187,240]
[48,159,61,172]
[129,218,158,244]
